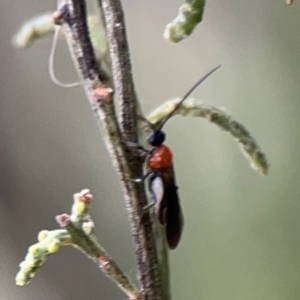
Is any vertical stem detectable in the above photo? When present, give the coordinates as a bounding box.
[100,1,166,298]
[58,0,166,298]
[100,0,138,142]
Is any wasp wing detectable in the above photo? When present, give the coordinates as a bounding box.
[150,166,184,249]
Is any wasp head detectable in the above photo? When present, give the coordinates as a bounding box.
[148,130,165,146]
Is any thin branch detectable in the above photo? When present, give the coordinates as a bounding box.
[56,190,139,299]
[12,13,55,48]
[16,229,71,286]
[164,0,206,43]
[13,12,111,77]
[56,215,138,298]
[16,189,138,299]
[56,1,165,299]
[147,98,269,175]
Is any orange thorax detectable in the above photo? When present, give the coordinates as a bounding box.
[148,144,173,170]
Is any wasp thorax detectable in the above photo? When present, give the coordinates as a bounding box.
[148,131,166,146]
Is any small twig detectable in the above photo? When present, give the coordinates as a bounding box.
[17,189,138,298]
[12,13,55,48]
[13,12,111,77]
[164,0,206,43]
[56,217,138,298]
[16,229,71,286]
[147,98,269,175]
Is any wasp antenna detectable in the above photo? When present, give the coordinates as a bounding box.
[138,114,157,132]
[158,65,221,130]
[48,26,82,88]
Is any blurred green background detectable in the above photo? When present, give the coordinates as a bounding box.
[1,0,300,299]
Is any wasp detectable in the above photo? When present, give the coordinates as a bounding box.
[132,66,221,249]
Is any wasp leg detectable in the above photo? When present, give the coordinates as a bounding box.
[125,141,150,154]
[124,141,150,160]
[132,170,154,183]
[137,180,157,230]
[146,175,160,209]
[143,200,156,211]
[145,181,158,211]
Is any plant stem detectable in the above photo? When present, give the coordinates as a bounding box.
[56,0,165,298]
